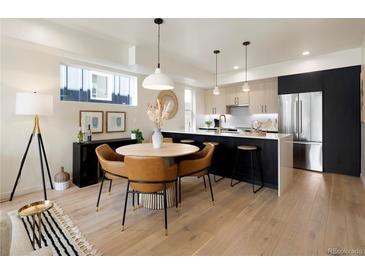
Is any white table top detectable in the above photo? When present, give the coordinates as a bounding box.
[116,143,199,158]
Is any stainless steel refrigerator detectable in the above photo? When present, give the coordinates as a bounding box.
[279,91,323,172]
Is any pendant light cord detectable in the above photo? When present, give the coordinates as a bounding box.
[215,53,218,87]
[157,23,161,69]
[245,44,247,82]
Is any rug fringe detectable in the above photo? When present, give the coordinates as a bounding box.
[51,203,102,256]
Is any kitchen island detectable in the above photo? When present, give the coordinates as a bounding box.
[162,130,293,196]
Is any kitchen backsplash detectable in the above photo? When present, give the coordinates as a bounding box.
[203,107,278,131]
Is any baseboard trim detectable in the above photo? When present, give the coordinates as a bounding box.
[361,173,365,186]
[0,185,46,202]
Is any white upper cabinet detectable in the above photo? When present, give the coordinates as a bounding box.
[249,77,278,114]
[226,85,249,106]
[236,88,249,106]
[203,77,277,114]
[204,89,226,114]
[225,86,237,106]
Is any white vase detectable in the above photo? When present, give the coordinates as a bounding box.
[152,128,163,149]
[131,133,137,140]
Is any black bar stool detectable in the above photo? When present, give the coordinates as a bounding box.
[230,145,264,193]
[203,142,224,183]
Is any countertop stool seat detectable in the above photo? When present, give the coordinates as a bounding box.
[180,139,195,144]
[230,145,264,193]
[203,142,224,183]
[237,145,257,151]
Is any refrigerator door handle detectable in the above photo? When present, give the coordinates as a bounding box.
[295,99,299,139]
[300,100,303,133]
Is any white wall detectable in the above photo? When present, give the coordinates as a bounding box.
[0,40,193,200]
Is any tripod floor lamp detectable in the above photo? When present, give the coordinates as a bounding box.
[10,92,54,201]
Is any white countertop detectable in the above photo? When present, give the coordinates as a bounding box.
[162,129,291,140]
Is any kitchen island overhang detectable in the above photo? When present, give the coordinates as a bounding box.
[162,130,293,196]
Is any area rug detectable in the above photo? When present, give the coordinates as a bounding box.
[19,202,100,256]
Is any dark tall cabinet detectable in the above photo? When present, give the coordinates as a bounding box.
[278,70,323,94]
[322,66,361,176]
[72,138,136,187]
[279,65,361,176]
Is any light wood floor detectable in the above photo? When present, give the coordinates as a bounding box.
[1,169,365,255]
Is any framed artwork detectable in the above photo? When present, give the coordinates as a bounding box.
[157,90,178,119]
[106,111,126,132]
[79,110,103,133]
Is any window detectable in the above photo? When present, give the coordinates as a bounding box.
[60,64,138,106]
[184,89,195,131]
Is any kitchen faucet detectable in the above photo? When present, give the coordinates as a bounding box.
[217,114,226,134]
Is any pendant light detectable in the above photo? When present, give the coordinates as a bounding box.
[242,41,250,92]
[143,18,174,90]
[213,50,220,95]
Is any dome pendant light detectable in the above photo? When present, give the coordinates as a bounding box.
[143,18,174,90]
[242,41,250,92]
[213,50,220,95]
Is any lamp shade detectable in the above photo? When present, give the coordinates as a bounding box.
[142,68,174,90]
[16,92,53,116]
[242,82,250,92]
[213,86,220,95]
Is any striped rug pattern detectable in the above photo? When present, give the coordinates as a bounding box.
[20,202,100,256]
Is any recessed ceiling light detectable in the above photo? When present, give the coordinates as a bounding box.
[233,66,239,70]
[302,51,310,56]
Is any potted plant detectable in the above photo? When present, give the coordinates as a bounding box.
[131,128,144,143]
[205,120,213,128]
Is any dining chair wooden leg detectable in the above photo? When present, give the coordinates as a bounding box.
[96,172,106,212]
[202,175,207,191]
[108,179,112,195]
[208,173,215,206]
[163,184,168,236]
[121,181,130,231]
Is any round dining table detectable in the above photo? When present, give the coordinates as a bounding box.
[116,143,199,209]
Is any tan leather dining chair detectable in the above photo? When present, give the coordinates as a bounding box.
[177,143,215,207]
[123,156,178,236]
[163,137,173,143]
[95,144,127,211]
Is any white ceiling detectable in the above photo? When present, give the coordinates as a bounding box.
[50,18,365,74]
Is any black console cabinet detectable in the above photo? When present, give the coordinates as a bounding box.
[72,138,136,187]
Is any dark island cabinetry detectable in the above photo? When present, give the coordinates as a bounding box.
[72,138,136,187]
[162,132,279,189]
